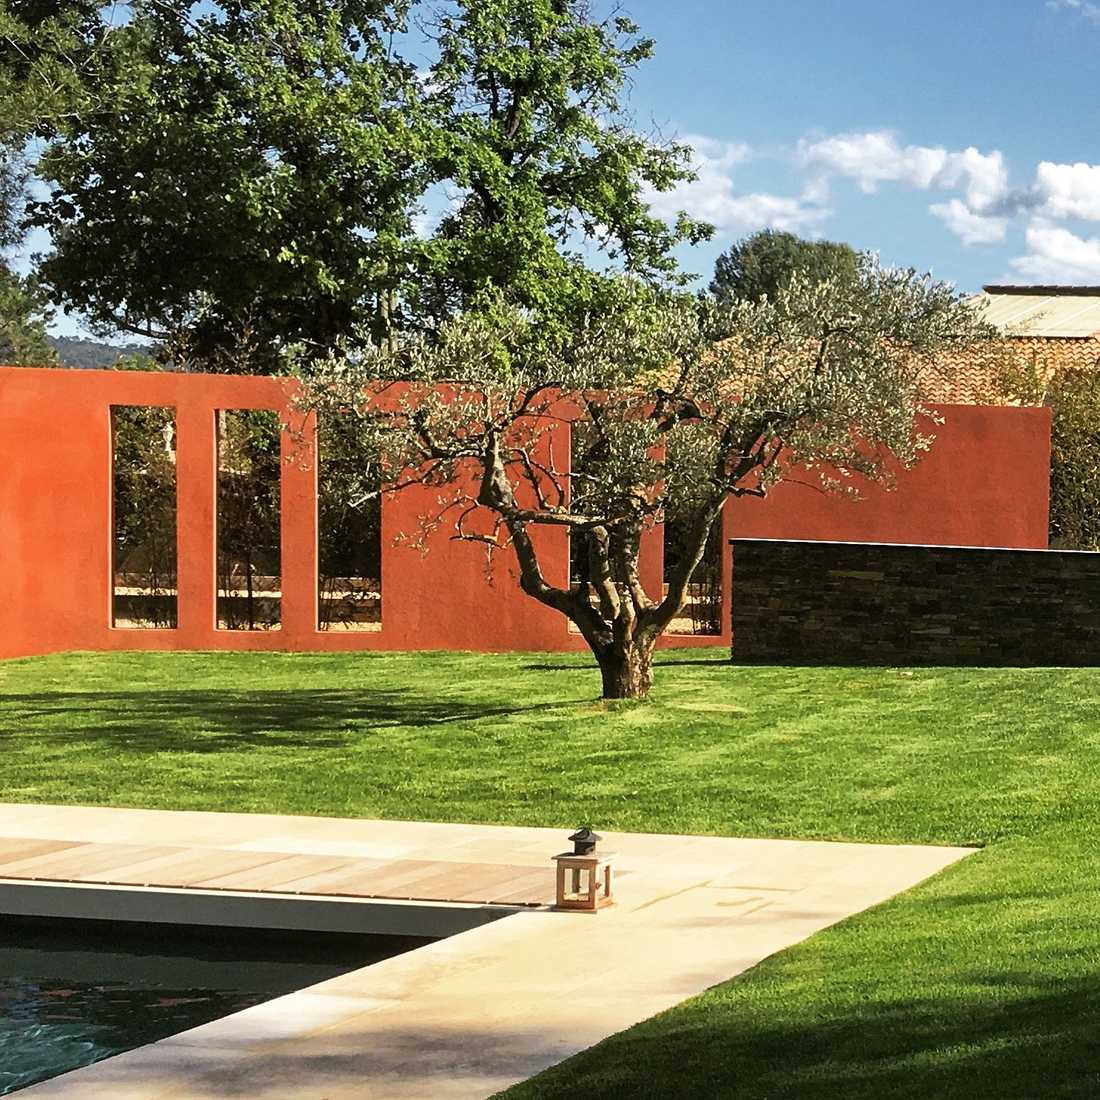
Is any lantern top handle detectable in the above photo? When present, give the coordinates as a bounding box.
[569,827,601,855]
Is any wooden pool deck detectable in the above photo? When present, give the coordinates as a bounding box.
[1,804,975,1099]
[0,835,557,907]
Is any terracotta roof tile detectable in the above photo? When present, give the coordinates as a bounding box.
[926,336,1100,405]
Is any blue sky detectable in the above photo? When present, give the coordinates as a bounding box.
[622,0,1100,292]
[34,0,1100,338]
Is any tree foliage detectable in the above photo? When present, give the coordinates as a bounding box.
[0,0,100,365]
[0,265,56,364]
[995,351,1100,552]
[216,410,283,629]
[302,259,990,698]
[410,0,708,331]
[1046,370,1100,551]
[0,0,104,142]
[112,403,178,628]
[1007,369,1100,554]
[0,149,55,365]
[26,0,430,369]
[27,0,704,369]
[710,228,860,305]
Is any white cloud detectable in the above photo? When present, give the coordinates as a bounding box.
[718,193,831,232]
[411,186,470,240]
[1033,161,1100,221]
[682,134,752,174]
[648,125,1100,261]
[930,199,1008,245]
[647,135,829,234]
[798,130,1016,245]
[1049,0,1100,24]
[799,131,1008,213]
[1009,221,1100,282]
[411,211,434,239]
[801,132,948,192]
[800,176,830,205]
[940,147,1010,212]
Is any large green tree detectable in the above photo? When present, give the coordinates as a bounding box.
[303,261,991,699]
[0,0,107,365]
[0,263,56,364]
[0,130,53,367]
[18,0,711,640]
[0,0,104,136]
[1004,363,1100,552]
[408,0,708,332]
[27,0,430,371]
[1048,369,1100,552]
[710,228,860,305]
[28,0,705,369]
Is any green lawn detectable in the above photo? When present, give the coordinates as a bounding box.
[3,649,1100,1097]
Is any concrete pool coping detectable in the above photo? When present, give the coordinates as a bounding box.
[2,803,975,1099]
[0,878,515,937]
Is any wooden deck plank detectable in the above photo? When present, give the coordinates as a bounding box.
[253,856,418,896]
[0,841,100,877]
[144,849,302,888]
[0,838,84,868]
[85,847,244,885]
[91,848,292,888]
[189,854,363,891]
[0,837,554,906]
[11,844,183,882]
[357,860,492,898]
[388,861,547,903]
[488,869,560,905]
[290,858,454,898]
[67,846,186,881]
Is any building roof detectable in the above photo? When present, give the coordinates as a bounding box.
[967,285,1100,338]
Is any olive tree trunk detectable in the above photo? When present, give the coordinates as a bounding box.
[483,435,723,704]
[597,638,656,700]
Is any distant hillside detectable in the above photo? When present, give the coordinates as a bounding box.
[48,336,155,370]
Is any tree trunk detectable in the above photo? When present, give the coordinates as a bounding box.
[598,640,655,700]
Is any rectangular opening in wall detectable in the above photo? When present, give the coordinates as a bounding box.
[663,506,722,636]
[317,415,382,632]
[112,405,178,629]
[216,409,282,631]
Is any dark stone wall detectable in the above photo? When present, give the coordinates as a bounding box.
[730,538,1100,666]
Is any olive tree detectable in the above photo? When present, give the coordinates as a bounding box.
[1003,363,1100,552]
[1045,370,1100,551]
[302,258,989,700]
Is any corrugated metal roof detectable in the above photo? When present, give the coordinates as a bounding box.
[967,288,1100,337]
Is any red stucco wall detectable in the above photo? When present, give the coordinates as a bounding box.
[0,369,1050,659]
[725,405,1051,550]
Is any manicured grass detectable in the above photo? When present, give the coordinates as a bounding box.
[3,649,1100,1096]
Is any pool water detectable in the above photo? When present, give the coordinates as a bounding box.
[0,917,429,1094]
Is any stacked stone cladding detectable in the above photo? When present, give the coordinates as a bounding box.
[730,538,1100,666]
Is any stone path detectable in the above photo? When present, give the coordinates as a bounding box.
[0,803,975,1099]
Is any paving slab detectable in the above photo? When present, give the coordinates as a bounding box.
[0,803,975,1099]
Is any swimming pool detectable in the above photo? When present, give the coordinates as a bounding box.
[0,916,429,1094]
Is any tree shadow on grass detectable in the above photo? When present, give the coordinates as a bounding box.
[524,656,731,671]
[507,973,1100,1100]
[0,690,577,753]
[654,656,732,667]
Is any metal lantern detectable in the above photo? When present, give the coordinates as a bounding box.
[568,827,600,855]
[552,827,614,912]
